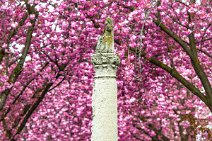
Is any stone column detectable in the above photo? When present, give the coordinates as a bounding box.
[91,18,120,141]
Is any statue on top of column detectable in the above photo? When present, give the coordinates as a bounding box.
[96,17,114,53]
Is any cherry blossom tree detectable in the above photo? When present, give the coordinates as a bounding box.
[0,0,211,140]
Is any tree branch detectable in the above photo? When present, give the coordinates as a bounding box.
[14,82,53,136]
[13,64,67,138]
[147,57,207,103]
[9,11,38,83]
[153,19,192,56]
[0,5,39,113]
[188,11,212,111]
[197,48,212,58]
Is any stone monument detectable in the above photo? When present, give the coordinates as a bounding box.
[91,17,120,141]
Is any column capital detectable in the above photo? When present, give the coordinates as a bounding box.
[91,53,120,78]
[91,53,120,68]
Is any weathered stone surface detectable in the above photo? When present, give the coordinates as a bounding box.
[92,53,120,78]
[95,17,114,53]
[91,18,119,141]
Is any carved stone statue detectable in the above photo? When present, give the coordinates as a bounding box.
[95,17,114,53]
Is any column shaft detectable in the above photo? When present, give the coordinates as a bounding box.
[92,77,118,141]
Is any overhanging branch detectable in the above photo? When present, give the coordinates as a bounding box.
[153,19,192,57]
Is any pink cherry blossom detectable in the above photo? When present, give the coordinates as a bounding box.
[0,0,211,140]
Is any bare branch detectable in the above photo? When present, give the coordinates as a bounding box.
[197,48,212,58]
[153,19,192,56]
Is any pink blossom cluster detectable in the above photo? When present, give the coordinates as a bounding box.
[0,0,211,140]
